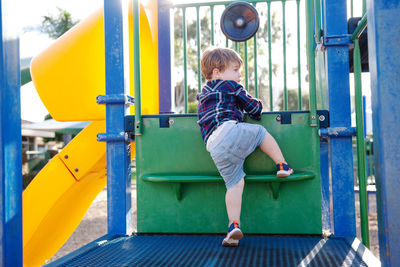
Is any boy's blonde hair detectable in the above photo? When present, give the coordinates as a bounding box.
[201,47,243,80]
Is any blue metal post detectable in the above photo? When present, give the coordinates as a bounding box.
[322,0,356,237]
[158,0,172,113]
[320,138,331,233]
[0,0,22,265]
[104,0,132,235]
[367,0,400,265]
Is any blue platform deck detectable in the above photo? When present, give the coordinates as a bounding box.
[46,234,380,266]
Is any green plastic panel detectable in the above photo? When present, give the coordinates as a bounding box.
[136,113,321,234]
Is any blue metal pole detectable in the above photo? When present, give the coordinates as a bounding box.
[320,139,331,233]
[322,0,356,237]
[104,0,132,235]
[367,0,400,265]
[0,0,22,265]
[158,0,172,114]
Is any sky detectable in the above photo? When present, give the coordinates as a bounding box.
[19,0,103,122]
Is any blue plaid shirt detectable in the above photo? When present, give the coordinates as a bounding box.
[197,79,263,143]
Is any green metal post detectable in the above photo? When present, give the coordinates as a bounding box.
[235,41,239,52]
[133,0,142,135]
[244,41,249,91]
[225,4,229,47]
[296,0,302,109]
[211,5,214,45]
[197,7,201,92]
[362,0,366,15]
[354,38,370,248]
[351,0,354,17]
[268,0,273,111]
[314,0,322,42]
[305,0,317,126]
[282,0,287,110]
[183,7,188,113]
[253,11,258,98]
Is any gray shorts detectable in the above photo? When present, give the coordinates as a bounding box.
[209,122,267,190]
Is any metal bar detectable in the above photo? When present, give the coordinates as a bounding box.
[158,0,172,113]
[296,0,302,109]
[350,13,367,41]
[196,6,201,93]
[244,41,249,91]
[320,139,332,234]
[225,4,229,47]
[133,0,142,134]
[354,38,370,248]
[234,41,239,52]
[104,0,132,235]
[350,0,353,17]
[267,0,273,111]
[368,0,400,264]
[306,0,317,125]
[0,0,23,264]
[168,0,297,8]
[282,0,287,110]
[363,96,366,138]
[210,6,214,45]
[253,2,258,99]
[322,0,356,237]
[182,7,188,113]
[319,127,356,137]
[314,0,322,42]
[362,0,366,15]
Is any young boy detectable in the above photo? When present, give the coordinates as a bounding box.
[197,47,293,247]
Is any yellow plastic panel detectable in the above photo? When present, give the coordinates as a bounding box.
[30,8,105,121]
[23,156,76,249]
[30,0,159,121]
[23,121,108,266]
[59,120,106,180]
[23,171,106,267]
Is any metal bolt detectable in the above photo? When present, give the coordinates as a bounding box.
[311,115,316,120]
[64,155,69,159]
[169,119,175,125]
[74,168,79,172]
[319,115,326,121]
[276,115,281,122]
[337,38,341,42]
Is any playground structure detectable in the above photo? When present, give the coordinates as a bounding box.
[0,0,399,266]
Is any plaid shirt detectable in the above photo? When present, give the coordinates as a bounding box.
[197,79,263,143]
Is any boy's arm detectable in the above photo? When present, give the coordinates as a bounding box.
[234,85,263,120]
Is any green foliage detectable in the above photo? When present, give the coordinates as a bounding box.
[40,8,79,39]
[277,89,310,111]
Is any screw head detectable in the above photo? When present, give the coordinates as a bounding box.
[169,119,175,125]
[276,115,281,122]
[64,155,69,159]
[74,168,79,172]
[319,115,326,121]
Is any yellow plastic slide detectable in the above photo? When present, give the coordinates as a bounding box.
[24,1,159,266]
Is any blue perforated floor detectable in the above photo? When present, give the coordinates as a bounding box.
[47,234,378,266]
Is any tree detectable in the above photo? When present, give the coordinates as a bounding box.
[40,7,79,39]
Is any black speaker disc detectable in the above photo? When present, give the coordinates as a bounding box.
[220,2,260,42]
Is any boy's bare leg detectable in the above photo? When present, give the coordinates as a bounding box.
[259,132,286,164]
[225,178,244,226]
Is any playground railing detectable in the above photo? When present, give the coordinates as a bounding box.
[351,13,369,248]
[163,0,317,122]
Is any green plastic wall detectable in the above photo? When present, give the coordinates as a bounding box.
[136,112,322,234]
